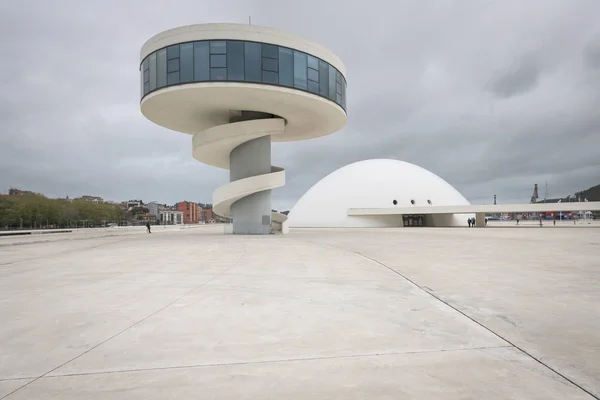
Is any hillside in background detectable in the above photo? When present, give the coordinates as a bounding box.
[538,183,600,204]
[575,184,600,202]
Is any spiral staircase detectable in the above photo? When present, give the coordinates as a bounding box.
[192,113,289,234]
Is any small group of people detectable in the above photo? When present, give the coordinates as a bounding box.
[467,217,488,227]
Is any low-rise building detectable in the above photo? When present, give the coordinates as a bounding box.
[160,210,183,225]
[200,207,213,223]
[177,201,199,224]
[127,200,144,210]
[148,201,167,218]
[137,213,157,223]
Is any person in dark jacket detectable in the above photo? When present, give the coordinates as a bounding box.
[146,222,151,233]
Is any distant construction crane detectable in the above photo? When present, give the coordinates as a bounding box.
[530,184,539,204]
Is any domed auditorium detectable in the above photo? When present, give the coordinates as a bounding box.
[287,159,472,228]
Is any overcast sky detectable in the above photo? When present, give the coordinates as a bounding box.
[1,0,599,210]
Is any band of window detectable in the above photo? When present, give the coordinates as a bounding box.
[141,40,347,111]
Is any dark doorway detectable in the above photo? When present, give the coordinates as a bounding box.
[403,214,425,227]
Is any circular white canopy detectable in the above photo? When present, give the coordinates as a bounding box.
[287,159,471,228]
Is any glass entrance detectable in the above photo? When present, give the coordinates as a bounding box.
[403,214,425,227]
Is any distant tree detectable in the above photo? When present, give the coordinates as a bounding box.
[0,194,126,229]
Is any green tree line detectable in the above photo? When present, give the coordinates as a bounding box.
[0,195,126,229]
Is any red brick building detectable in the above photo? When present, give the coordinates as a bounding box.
[201,207,213,223]
[177,201,199,224]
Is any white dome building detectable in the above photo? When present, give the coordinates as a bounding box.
[287,159,471,228]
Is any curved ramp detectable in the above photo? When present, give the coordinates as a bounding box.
[193,118,288,232]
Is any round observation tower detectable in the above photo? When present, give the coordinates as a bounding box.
[140,23,347,234]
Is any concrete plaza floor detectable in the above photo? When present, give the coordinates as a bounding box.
[0,225,599,399]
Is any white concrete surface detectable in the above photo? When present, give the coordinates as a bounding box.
[1,226,599,399]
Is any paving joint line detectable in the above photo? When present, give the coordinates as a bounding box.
[39,345,513,379]
[344,246,599,400]
[0,236,135,266]
[0,245,247,399]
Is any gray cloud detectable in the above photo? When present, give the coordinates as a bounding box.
[487,53,542,98]
[584,35,600,69]
[1,0,599,211]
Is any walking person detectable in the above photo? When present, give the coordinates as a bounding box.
[146,221,151,233]
[468,218,472,228]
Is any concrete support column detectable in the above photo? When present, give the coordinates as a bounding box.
[229,135,272,234]
[475,212,486,227]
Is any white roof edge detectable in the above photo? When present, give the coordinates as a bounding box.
[140,23,347,77]
[348,202,600,216]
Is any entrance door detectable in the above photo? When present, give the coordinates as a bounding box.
[403,214,425,227]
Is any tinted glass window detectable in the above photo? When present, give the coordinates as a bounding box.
[278,48,293,87]
[210,68,226,80]
[328,66,336,100]
[167,45,179,59]
[262,70,278,84]
[293,51,307,90]
[140,67,143,97]
[157,48,167,88]
[141,41,346,111]
[318,60,328,96]
[149,53,157,91]
[227,41,244,80]
[193,42,209,81]
[244,42,261,82]
[262,57,278,72]
[342,76,346,109]
[142,58,149,95]
[262,43,278,59]
[180,43,193,83]
[210,54,226,68]
[308,80,319,94]
[167,58,179,73]
[167,71,179,85]
[210,41,226,54]
[336,70,343,107]
[140,67,144,97]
